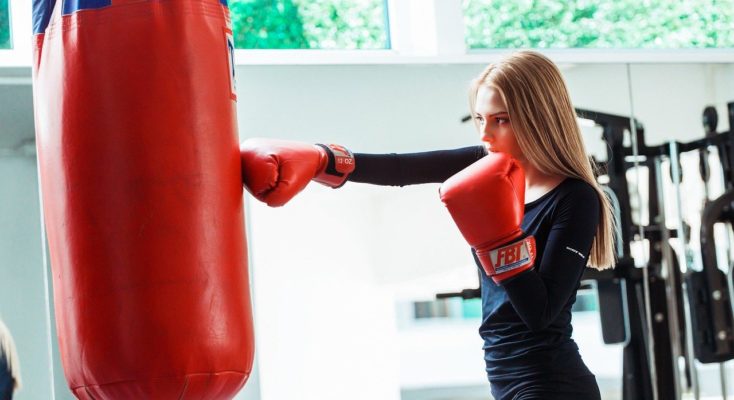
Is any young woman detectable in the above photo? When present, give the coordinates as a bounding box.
[240,50,615,400]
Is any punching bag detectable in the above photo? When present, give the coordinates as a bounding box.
[31,0,254,398]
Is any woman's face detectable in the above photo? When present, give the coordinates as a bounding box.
[473,85,523,161]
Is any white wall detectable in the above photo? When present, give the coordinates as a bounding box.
[565,63,733,145]
[235,62,734,400]
[0,62,732,399]
[0,155,56,400]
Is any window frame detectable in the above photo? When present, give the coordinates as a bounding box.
[0,0,30,67]
[1,0,733,68]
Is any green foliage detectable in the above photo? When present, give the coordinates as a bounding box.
[0,0,10,49]
[464,0,734,49]
[230,0,309,49]
[229,0,388,49]
[294,0,388,49]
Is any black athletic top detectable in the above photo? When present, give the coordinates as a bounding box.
[349,146,600,385]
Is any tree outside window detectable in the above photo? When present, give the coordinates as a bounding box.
[464,0,734,49]
[0,0,10,49]
[229,0,389,49]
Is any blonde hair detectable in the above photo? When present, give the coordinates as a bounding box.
[469,51,615,270]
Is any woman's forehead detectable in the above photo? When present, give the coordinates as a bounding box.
[475,86,507,114]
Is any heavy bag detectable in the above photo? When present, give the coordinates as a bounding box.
[31,0,254,398]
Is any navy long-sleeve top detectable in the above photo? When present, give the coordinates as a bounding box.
[349,146,600,381]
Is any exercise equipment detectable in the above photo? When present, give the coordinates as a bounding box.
[687,188,734,363]
[32,0,254,398]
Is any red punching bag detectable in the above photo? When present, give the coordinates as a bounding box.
[31,0,254,398]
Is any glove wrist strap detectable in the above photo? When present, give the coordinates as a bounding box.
[314,143,355,188]
[476,235,536,282]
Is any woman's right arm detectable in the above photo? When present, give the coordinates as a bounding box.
[240,138,486,206]
[350,146,487,186]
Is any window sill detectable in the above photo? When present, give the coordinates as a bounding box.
[232,48,734,65]
[1,48,732,69]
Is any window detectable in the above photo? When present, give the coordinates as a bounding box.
[572,289,599,312]
[230,0,389,49]
[0,0,10,49]
[411,298,482,321]
[463,0,734,49]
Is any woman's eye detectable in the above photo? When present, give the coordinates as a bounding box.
[474,116,485,124]
[496,117,509,124]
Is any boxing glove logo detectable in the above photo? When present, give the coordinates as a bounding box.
[487,236,537,275]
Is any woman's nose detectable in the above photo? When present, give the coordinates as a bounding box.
[480,127,493,143]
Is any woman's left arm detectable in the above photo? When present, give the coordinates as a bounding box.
[501,185,601,332]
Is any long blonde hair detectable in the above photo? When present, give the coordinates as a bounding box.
[469,51,615,270]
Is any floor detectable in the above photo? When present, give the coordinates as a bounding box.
[400,378,621,400]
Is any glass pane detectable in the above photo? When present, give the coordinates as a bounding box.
[463,0,734,49]
[230,0,389,49]
[0,0,10,49]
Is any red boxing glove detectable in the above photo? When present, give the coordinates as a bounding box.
[440,152,536,283]
[240,138,355,207]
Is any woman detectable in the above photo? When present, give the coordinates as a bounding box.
[240,50,615,400]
